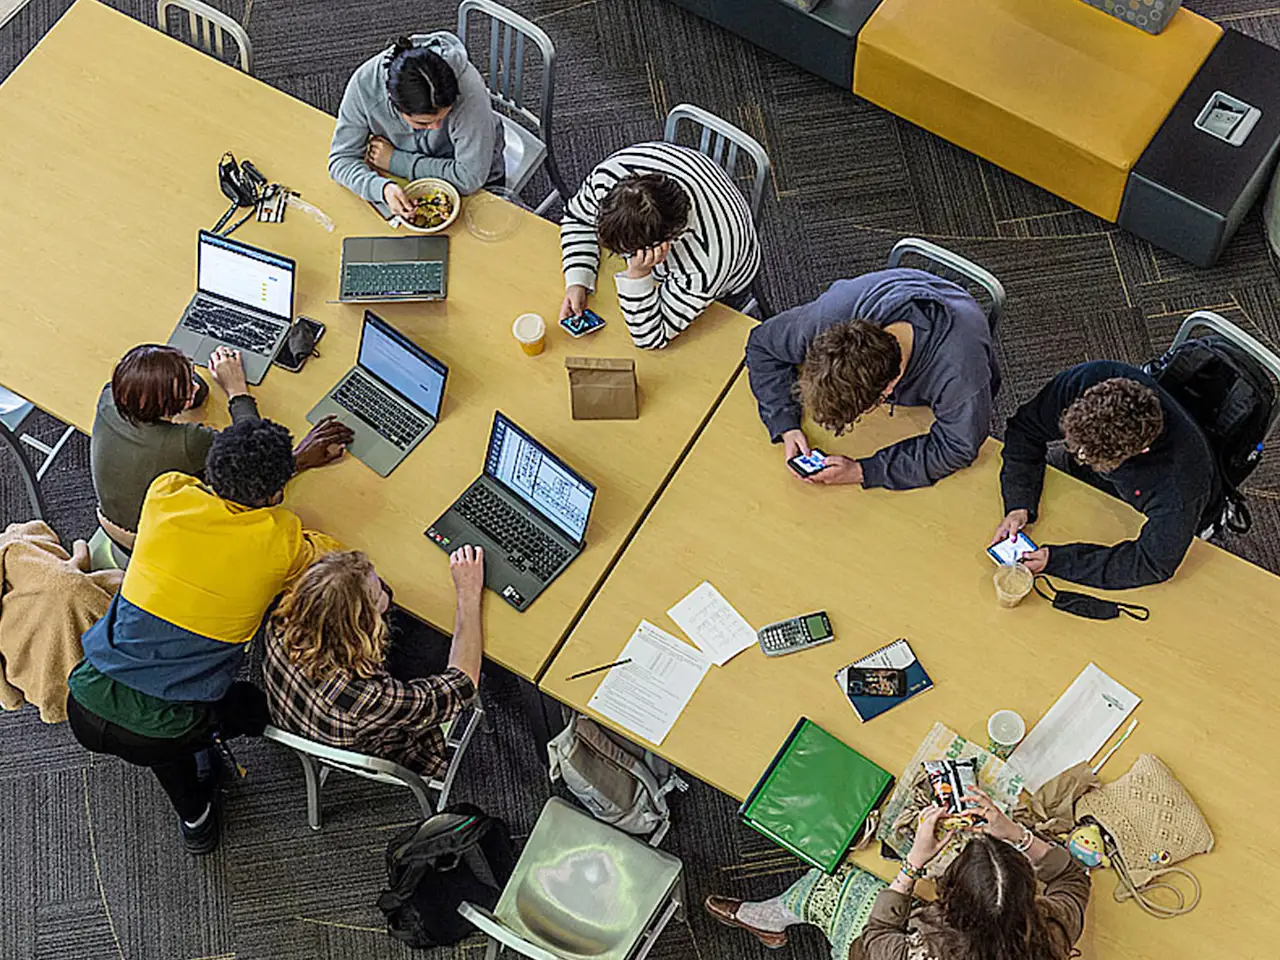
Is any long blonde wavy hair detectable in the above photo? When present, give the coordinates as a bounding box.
[272,551,389,683]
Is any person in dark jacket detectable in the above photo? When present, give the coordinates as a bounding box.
[745,268,999,490]
[991,361,1219,589]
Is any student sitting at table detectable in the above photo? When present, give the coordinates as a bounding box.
[745,268,999,489]
[991,361,1219,589]
[705,792,1090,960]
[559,142,761,350]
[329,34,504,220]
[262,547,484,779]
[91,345,256,558]
[66,415,352,855]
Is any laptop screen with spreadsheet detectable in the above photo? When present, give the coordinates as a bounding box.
[484,411,596,543]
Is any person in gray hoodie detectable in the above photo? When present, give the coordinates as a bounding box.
[745,268,1000,490]
[328,34,505,219]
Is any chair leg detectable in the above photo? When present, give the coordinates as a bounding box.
[484,939,500,960]
[297,753,323,831]
[631,896,681,960]
[24,424,76,482]
[533,189,560,217]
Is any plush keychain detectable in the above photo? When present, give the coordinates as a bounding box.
[1067,823,1111,869]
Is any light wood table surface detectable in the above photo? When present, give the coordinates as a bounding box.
[0,0,753,680]
[543,375,1280,960]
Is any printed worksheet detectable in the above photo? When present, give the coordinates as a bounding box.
[1008,662,1141,792]
[667,581,757,666]
[588,620,712,745]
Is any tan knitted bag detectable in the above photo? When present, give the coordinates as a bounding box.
[1076,754,1213,918]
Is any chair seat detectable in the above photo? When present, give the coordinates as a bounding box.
[495,798,681,960]
[501,115,548,194]
[853,0,1221,221]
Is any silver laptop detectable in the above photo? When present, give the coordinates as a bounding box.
[167,230,294,385]
[338,236,449,303]
[425,411,597,612]
[307,311,448,477]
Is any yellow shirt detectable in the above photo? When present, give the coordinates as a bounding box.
[121,472,340,644]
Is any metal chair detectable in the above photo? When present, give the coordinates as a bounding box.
[0,387,76,488]
[663,103,773,317]
[887,237,1006,333]
[455,0,568,215]
[262,700,484,830]
[458,797,684,960]
[1168,311,1280,438]
[663,103,771,225]
[0,419,45,524]
[156,0,253,74]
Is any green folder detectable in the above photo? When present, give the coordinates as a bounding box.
[739,718,895,874]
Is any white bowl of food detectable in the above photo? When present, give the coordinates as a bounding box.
[399,178,460,233]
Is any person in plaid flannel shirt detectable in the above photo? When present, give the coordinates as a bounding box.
[263,546,484,780]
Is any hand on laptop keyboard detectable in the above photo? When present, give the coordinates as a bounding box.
[294,415,355,470]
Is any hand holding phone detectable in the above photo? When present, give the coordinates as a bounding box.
[560,309,606,338]
[787,449,829,478]
[987,530,1038,565]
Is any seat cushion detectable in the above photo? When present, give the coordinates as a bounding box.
[853,0,1221,220]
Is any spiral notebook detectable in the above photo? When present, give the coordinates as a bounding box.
[836,638,933,723]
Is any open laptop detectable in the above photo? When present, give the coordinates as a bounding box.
[167,230,294,385]
[425,412,597,612]
[306,311,448,477]
[338,236,449,303]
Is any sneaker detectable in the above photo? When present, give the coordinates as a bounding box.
[179,796,220,856]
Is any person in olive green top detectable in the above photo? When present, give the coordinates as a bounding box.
[706,790,1090,960]
[90,344,258,550]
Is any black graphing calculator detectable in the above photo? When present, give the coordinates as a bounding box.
[756,611,834,657]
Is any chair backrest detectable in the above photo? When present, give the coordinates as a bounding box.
[663,103,771,226]
[156,0,253,74]
[887,237,1005,332]
[0,420,45,523]
[263,698,483,808]
[1171,310,1280,435]
[456,0,555,139]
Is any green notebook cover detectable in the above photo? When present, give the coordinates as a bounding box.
[739,718,894,874]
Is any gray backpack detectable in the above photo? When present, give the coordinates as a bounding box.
[547,714,687,844]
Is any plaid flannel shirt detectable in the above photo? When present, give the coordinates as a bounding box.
[262,633,475,780]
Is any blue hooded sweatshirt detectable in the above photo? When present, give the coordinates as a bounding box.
[745,268,1000,490]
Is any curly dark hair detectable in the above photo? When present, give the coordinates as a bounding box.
[1059,377,1163,472]
[596,173,690,256]
[205,418,296,507]
[796,320,902,435]
[922,835,1072,960]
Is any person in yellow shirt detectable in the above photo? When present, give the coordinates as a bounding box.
[66,414,352,854]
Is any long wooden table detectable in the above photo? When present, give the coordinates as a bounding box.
[0,0,753,680]
[543,376,1280,960]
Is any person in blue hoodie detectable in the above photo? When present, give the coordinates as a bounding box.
[745,268,1000,490]
[328,34,505,220]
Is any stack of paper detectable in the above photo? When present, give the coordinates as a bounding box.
[1008,662,1141,792]
[587,621,711,745]
[666,581,757,666]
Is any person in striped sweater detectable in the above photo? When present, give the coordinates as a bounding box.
[559,142,761,350]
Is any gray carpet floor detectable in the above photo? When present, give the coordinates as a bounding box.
[4,1,1280,958]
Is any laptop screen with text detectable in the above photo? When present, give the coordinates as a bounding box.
[197,231,294,320]
[357,312,447,417]
[485,412,595,543]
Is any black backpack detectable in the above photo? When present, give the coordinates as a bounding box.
[377,804,516,949]
[1144,333,1275,536]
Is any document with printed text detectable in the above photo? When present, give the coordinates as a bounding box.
[667,581,757,666]
[588,620,712,745]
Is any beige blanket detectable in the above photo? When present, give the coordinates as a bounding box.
[0,521,123,722]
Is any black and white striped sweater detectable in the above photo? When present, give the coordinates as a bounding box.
[560,142,761,349]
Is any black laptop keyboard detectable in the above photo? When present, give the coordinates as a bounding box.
[332,372,426,449]
[456,485,570,582]
[185,299,286,354]
[343,261,444,298]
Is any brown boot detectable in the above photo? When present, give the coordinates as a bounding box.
[704,895,789,950]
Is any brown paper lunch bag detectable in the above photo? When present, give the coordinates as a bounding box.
[566,357,638,420]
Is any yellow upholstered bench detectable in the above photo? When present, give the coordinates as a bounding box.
[853,0,1222,221]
